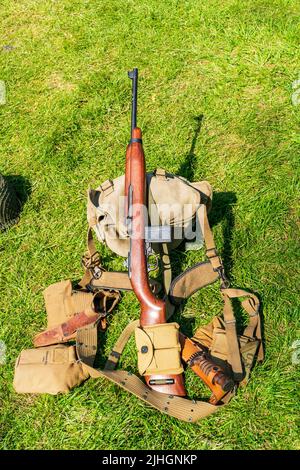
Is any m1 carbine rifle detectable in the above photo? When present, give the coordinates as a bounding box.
[125,68,234,402]
[125,68,186,396]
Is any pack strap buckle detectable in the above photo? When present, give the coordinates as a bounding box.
[100,179,114,195]
[206,247,218,259]
[216,266,230,289]
[82,251,104,280]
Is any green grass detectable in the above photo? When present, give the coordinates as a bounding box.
[0,0,299,450]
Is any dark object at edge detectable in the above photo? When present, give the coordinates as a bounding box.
[0,173,21,230]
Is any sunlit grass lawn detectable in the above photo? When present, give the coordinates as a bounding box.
[0,0,299,450]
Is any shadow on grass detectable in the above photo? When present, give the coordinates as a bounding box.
[176,113,237,281]
[5,175,31,206]
[177,114,204,181]
[167,115,237,336]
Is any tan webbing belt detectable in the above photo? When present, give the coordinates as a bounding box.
[193,205,247,379]
[76,322,222,422]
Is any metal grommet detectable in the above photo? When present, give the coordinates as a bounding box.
[141,345,148,354]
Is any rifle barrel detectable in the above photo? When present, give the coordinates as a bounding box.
[128,68,138,139]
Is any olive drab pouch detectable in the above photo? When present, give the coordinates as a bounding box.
[135,322,183,376]
[13,345,89,395]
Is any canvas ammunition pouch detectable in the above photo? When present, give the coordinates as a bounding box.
[13,344,89,395]
[192,291,263,385]
[135,323,183,376]
[43,280,96,328]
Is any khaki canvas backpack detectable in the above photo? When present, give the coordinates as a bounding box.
[87,169,212,257]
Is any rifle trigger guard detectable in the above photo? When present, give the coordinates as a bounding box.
[147,255,159,273]
[145,243,159,272]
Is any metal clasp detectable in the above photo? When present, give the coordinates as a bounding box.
[81,251,103,280]
[216,266,230,289]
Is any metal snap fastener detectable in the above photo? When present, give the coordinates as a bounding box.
[141,345,148,354]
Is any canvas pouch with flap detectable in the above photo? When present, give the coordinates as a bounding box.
[135,322,183,376]
[13,344,89,395]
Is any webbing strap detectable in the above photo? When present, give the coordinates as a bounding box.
[221,288,263,363]
[221,293,244,381]
[78,227,103,289]
[79,227,161,293]
[199,206,223,272]
[76,322,222,422]
[169,260,219,305]
[104,320,139,369]
[193,205,247,380]
[89,272,161,294]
